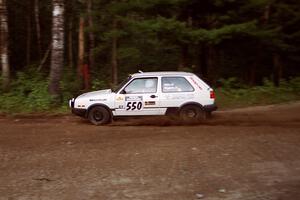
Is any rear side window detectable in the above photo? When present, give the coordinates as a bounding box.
[162,77,194,93]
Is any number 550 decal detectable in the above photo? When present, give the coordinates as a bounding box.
[126,101,143,111]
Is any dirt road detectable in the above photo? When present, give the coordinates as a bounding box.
[1,102,300,200]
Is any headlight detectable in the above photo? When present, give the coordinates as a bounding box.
[69,98,75,108]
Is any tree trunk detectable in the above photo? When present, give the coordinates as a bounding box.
[66,0,74,68]
[207,45,216,85]
[262,4,271,24]
[249,63,257,86]
[49,0,65,102]
[273,53,282,87]
[178,44,189,71]
[0,0,10,91]
[249,43,260,86]
[77,16,90,90]
[262,2,284,87]
[78,16,85,88]
[196,44,208,79]
[38,43,51,71]
[34,0,41,59]
[178,15,192,71]
[87,0,95,72]
[111,18,118,86]
[26,1,32,66]
[68,18,73,68]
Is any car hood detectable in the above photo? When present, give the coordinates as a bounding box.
[78,89,112,99]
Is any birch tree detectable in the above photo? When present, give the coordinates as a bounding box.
[0,0,9,91]
[49,0,64,102]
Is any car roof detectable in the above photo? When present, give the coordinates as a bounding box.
[131,71,195,77]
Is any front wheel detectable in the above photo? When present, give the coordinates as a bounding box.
[88,106,111,125]
[179,105,207,124]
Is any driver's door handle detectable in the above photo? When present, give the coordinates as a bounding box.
[150,95,158,98]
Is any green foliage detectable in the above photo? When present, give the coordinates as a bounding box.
[0,68,82,114]
[60,68,81,104]
[218,77,247,89]
[216,77,300,109]
[132,17,259,44]
[88,0,300,86]
[0,69,52,113]
[91,78,107,90]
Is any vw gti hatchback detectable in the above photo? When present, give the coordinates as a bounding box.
[69,71,217,125]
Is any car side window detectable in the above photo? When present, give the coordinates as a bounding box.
[123,78,158,94]
[162,77,194,93]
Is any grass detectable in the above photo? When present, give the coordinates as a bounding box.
[215,77,300,109]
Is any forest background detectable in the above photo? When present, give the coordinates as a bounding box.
[0,0,300,113]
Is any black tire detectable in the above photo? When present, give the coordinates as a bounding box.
[88,106,111,125]
[179,105,207,124]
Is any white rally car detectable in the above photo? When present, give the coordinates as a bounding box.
[69,71,217,125]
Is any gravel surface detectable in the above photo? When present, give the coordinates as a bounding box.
[1,102,300,200]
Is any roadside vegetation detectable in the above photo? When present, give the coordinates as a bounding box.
[0,68,299,114]
[216,77,300,109]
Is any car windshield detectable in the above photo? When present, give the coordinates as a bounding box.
[112,76,132,93]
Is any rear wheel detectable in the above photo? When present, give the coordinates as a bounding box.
[179,105,207,124]
[88,106,111,125]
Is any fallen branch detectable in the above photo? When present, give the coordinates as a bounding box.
[38,44,52,71]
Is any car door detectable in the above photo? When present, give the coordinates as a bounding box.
[114,77,163,116]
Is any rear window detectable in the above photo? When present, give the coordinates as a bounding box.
[162,77,194,93]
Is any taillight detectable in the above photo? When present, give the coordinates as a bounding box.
[210,90,215,99]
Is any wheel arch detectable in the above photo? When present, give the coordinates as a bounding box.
[179,102,204,111]
[86,103,113,119]
[178,102,207,123]
[165,102,204,117]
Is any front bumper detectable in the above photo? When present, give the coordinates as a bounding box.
[72,108,87,118]
[69,98,87,118]
[203,104,218,112]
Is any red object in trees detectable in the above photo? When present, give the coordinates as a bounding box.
[81,64,90,90]
[210,90,215,99]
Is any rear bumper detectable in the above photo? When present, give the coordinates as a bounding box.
[203,104,218,112]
